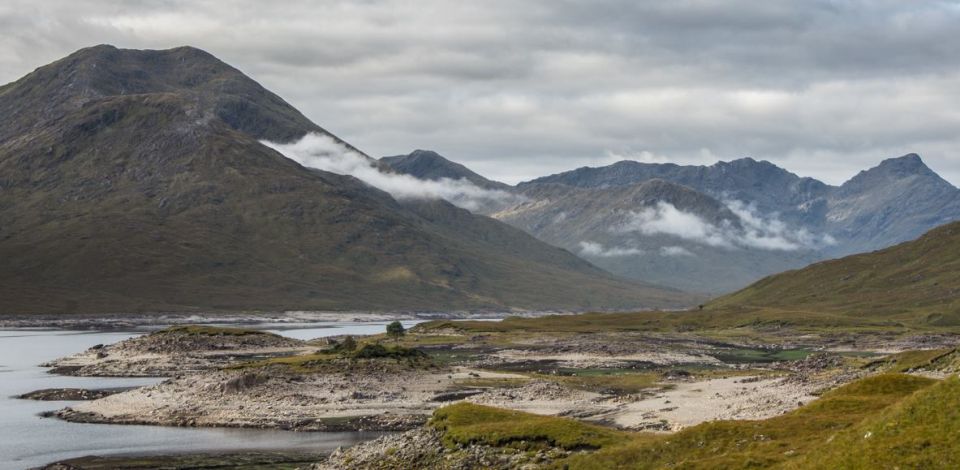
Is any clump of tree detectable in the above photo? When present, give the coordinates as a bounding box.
[386,320,406,341]
[329,335,357,353]
[353,343,425,359]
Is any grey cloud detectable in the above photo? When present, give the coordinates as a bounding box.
[1,0,959,185]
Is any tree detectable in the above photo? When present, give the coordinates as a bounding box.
[386,321,405,341]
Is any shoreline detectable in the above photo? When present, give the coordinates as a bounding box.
[0,310,559,330]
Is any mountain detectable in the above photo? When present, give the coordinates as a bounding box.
[0,45,692,315]
[496,155,960,292]
[527,155,960,254]
[381,150,510,191]
[493,180,819,293]
[710,221,960,326]
[827,154,960,252]
[526,157,832,227]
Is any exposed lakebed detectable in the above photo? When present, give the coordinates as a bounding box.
[0,321,420,470]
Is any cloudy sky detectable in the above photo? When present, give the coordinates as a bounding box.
[2,0,959,185]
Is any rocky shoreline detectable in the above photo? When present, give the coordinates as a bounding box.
[28,321,960,469]
[18,387,132,401]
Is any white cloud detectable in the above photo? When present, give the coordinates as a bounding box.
[262,133,520,212]
[578,241,644,258]
[618,201,834,251]
[724,200,836,250]
[620,202,734,248]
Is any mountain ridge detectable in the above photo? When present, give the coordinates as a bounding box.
[0,45,692,315]
[383,149,960,293]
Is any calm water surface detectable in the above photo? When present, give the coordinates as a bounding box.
[0,320,421,470]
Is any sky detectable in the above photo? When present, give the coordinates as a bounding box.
[1,0,959,185]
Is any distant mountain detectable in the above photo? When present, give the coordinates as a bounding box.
[827,154,960,252]
[381,150,510,191]
[710,221,960,326]
[493,180,819,293]
[527,157,832,227]
[527,155,960,256]
[0,45,692,315]
[385,152,960,294]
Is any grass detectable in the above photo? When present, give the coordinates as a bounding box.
[708,221,960,327]
[431,402,630,451]
[557,373,939,469]
[152,325,271,336]
[709,348,814,364]
[229,343,431,373]
[538,370,663,395]
[428,374,947,469]
[793,376,960,469]
[865,347,958,373]
[414,309,918,338]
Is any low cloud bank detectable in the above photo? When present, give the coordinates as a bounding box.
[619,201,835,251]
[578,241,644,258]
[263,133,520,211]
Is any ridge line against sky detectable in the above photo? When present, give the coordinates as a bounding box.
[1,0,958,185]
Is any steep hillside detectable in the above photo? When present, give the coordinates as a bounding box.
[710,221,960,325]
[0,45,691,314]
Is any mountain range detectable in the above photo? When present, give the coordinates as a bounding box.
[382,151,960,293]
[0,45,691,315]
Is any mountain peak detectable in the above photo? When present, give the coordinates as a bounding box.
[381,150,509,190]
[874,153,929,175]
[2,44,333,143]
[843,153,943,189]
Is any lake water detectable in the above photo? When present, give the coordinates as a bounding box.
[0,320,422,470]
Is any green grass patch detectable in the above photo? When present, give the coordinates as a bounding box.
[794,375,960,469]
[229,344,430,373]
[153,325,270,336]
[453,377,531,389]
[431,402,630,451]
[865,347,957,373]
[557,373,939,469]
[537,370,663,395]
[710,348,814,364]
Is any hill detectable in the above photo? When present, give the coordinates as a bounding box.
[710,221,960,325]
[0,45,691,314]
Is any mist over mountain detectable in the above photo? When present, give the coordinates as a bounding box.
[382,151,960,294]
[0,45,691,314]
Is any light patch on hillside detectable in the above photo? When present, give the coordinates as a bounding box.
[619,201,834,251]
[263,133,520,212]
[579,241,644,258]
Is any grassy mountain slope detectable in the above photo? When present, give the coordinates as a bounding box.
[0,45,691,314]
[710,221,960,326]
